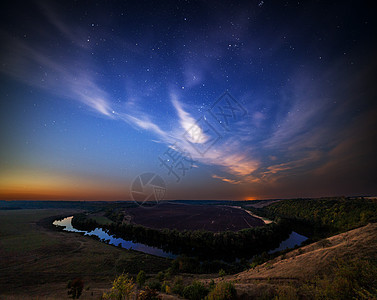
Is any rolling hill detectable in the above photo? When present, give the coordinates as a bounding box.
[202,222,377,299]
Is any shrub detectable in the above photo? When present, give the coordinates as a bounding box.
[165,267,174,279]
[206,282,236,300]
[102,274,135,300]
[161,281,171,294]
[138,287,161,300]
[182,281,209,300]
[136,270,146,287]
[273,285,299,300]
[146,280,161,291]
[218,269,226,277]
[172,276,184,296]
[156,271,164,282]
[303,259,377,300]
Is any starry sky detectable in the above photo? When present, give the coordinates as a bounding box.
[0,0,376,201]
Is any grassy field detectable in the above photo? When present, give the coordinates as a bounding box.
[122,203,264,231]
[0,209,171,299]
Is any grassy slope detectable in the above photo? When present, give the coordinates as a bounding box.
[0,209,171,299]
[204,222,377,298]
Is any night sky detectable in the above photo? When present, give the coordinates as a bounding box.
[1,0,376,201]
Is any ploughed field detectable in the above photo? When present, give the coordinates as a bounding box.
[123,203,264,232]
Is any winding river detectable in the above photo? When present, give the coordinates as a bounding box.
[53,216,307,259]
[53,216,176,259]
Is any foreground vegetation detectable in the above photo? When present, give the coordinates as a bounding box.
[95,257,377,300]
[1,198,377,299]
[100,272,237,300]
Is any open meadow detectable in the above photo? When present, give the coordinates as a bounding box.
[0,209,171,299]
[122,203,264,231]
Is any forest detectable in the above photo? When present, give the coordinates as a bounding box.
[72,212,292,262]
[247,197,377,239]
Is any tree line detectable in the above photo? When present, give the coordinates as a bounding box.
[72,213,292,261]
[247,197,377,239]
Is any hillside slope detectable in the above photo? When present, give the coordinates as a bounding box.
[205,222,377,298]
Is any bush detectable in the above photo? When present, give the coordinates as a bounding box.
[146,280,161,291]
[218,269,226,277]
[102,274,135,300]
[303,259,377,300]
[273,285,299,300]
[206,282,236,300]
[182,281,209,300]
[172,276,184,296]
[161,281,171,294]
[138,287,161,300]
[165,267,174,279]
[136,270,146,287]
[156,271,164,282]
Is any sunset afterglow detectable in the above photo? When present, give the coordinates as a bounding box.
[1,1,376,201]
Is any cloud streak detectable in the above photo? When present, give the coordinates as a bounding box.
[2,0,376,200]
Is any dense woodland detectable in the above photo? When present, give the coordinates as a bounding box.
[247,197,377,239]
[72,213,291,262]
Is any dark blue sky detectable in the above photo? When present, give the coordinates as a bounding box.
[1,0,376,200]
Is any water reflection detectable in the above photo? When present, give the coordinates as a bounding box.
[53,216,176,259]
[53,216,308,259]
[269,231,308,253]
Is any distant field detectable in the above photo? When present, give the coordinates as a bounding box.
[124,203,265,231]
[0,209,170,299]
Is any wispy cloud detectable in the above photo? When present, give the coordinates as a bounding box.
[0,27,338,190]
[0,1,265,186]
[117,113,169,139]
[4,1,372,194]
[171,95,209,144]
[212,174,241,185]
[0,31,115,118]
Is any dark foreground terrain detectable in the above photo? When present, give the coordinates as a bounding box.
[0,209,170,299]
[123,203,264,231]
[1,198,377,299]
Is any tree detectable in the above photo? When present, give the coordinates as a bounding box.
[136,270,146,287]
[206,282,236,300]
[102,274,135,300]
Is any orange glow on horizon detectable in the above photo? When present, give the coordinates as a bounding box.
[244,196,258,201]
[0,169,128,201]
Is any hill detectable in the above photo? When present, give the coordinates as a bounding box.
[204,222,377,299]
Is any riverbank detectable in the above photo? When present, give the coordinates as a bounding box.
[231,206,273,224]
[0,209,171,299]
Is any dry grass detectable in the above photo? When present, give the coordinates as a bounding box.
[0,209,171,299]
[202,222,377,298]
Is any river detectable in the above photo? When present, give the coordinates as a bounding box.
[53,216,176,259]
[53,216,308,259]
